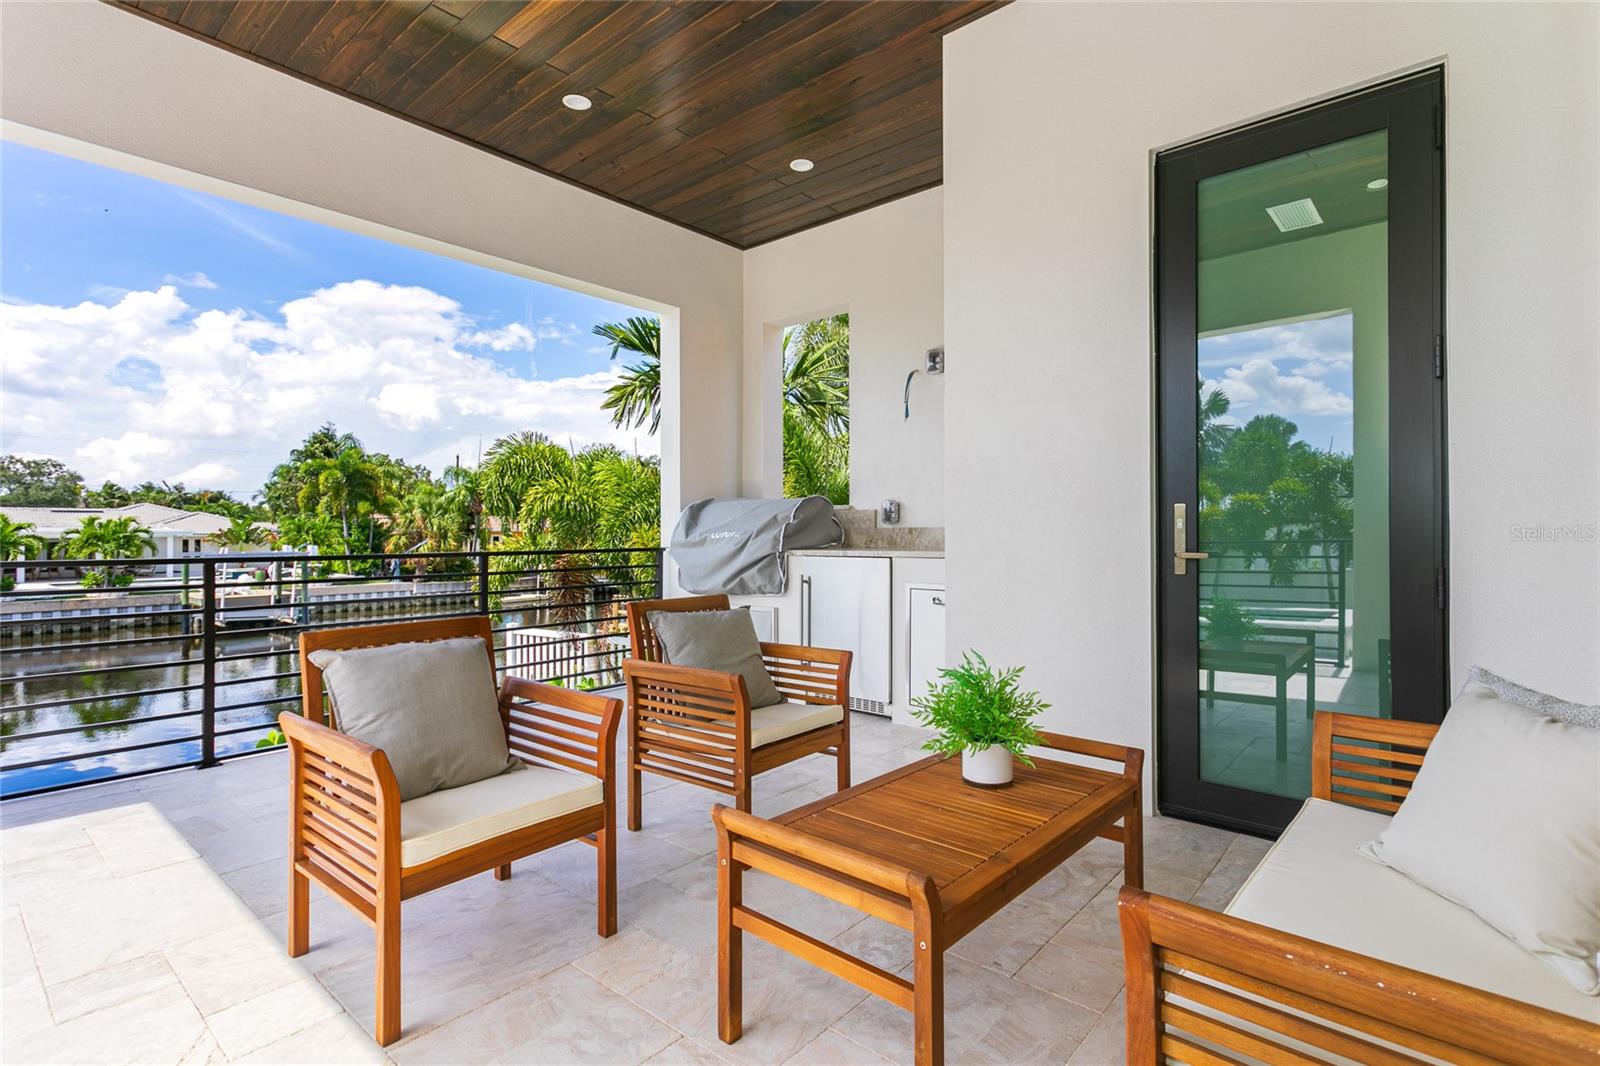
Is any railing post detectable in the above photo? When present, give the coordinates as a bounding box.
[653,547,665,600]
[476,548,491,618]
[198,558,218,769]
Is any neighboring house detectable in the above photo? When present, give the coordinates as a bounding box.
[0,503,272,578]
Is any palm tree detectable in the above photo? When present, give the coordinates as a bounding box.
[594,317,662,434]
[207,516,269,552]
[384,482,470,565]
[479,432,663,625]
[297,446,382,550]
[782,314,850,436]
[782,407,850,504]
[59,515,155,586]
[0,515,44,589]
[1198,378,1235,470]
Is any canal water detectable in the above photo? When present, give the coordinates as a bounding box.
[0,609,588,797]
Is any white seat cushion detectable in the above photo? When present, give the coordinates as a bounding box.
[398,764,602,868]
[749,702,844,747]
[1227,798,1600,1022]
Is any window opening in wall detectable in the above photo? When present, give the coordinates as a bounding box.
[781,313,849,503]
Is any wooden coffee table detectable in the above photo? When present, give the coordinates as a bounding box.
[711,732,1143,1066]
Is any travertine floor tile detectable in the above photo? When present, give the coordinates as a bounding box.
[390,964,677,1064]
[0,716,1247,1066]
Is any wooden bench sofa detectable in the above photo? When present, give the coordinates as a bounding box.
[1119,711,1600,1064]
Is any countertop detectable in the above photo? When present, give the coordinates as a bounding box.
[788,547,944,559]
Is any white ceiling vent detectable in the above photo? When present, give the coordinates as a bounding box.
[1265,198,1324,233]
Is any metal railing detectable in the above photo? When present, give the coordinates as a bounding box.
[1198,538,1351,666]
[0,547,662,800]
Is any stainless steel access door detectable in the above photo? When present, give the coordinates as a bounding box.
[799,555,891,706]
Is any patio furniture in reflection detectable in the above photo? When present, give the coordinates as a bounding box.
[1199,637,1316,761]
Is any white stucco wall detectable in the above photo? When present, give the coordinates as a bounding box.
[944,1,1600,801]
[0,0,745,542]
[741,190,946,528]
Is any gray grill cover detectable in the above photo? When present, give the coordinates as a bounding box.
[670,497,843,595]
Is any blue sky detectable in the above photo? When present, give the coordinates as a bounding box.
[1198,312,1356,455]
[0,140,655,496]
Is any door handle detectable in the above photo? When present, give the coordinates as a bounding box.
[800,575,812,644]
[1173,503,1209,576]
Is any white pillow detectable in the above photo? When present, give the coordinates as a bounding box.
[1359,684,1600,994]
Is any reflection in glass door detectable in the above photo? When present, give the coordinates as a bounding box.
[1196,129,1388,799]
[1157,74,1445,834]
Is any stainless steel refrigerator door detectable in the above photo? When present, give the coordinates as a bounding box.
[800,555,891,705]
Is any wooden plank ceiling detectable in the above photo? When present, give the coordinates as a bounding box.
[116,1,1004,248]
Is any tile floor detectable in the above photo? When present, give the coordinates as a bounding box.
[1,714,1271,1065]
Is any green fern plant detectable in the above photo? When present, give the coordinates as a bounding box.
[911,651,1049,765]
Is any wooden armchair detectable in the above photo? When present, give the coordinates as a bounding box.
[622,594,852,830]
[281,617,620,1046]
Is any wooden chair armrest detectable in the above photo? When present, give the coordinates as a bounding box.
[758,642,849,665]
[279,711,389,782]
[623,657,748,699]
[499,676,621,778]
[1311,711,1439,811]
[759,643,852,706]
[1037,730,1145,781]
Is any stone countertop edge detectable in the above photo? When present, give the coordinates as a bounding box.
[787,548,945,558]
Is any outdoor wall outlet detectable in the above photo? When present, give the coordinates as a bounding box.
[925,347,945,374]
[881,499,902,525]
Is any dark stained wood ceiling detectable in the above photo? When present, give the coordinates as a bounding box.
[115,1,1004,248]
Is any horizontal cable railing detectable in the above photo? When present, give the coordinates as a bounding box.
[1197,538,1351,665]
[1,547,662,800]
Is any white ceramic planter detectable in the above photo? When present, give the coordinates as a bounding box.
[962,744,1014,787]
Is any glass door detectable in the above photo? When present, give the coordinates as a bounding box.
[1156,72,1446,835]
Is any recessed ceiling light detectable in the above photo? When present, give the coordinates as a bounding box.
[562,94,592,112]
[1366,178,1389,191]
[789,158,814,173]
[1265,197,1324,233]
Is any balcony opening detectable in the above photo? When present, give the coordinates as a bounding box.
[0,138,666,797]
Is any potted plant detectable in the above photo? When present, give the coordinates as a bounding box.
[1204,595,1260,647]
[911,651,1049,787]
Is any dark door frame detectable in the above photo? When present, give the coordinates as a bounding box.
[1154,70,1447,837]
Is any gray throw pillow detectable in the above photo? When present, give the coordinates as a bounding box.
[648,609,783,708]
[308,637,520,801]
[1459,665,1600,729]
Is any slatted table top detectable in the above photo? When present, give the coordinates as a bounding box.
[774,753,1137,937]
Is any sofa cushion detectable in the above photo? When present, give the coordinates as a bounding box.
[1359,689,1600,994]
[398,764,602,868]
[309,637,519,802]
[1458,665,1600,728]
[648,608,783,708]
[1228,797,1599,1022]
[749,702,844,748]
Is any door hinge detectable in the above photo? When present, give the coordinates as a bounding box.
[1433,104,1444,150]
[1433,335,1445,378]
[1435,565,1447,610]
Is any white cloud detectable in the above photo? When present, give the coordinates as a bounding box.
[174,461,239,484]
[163,271,219,290]
[0,280,653,495]
[462,322,535,351]
[1206,358,1353,417]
